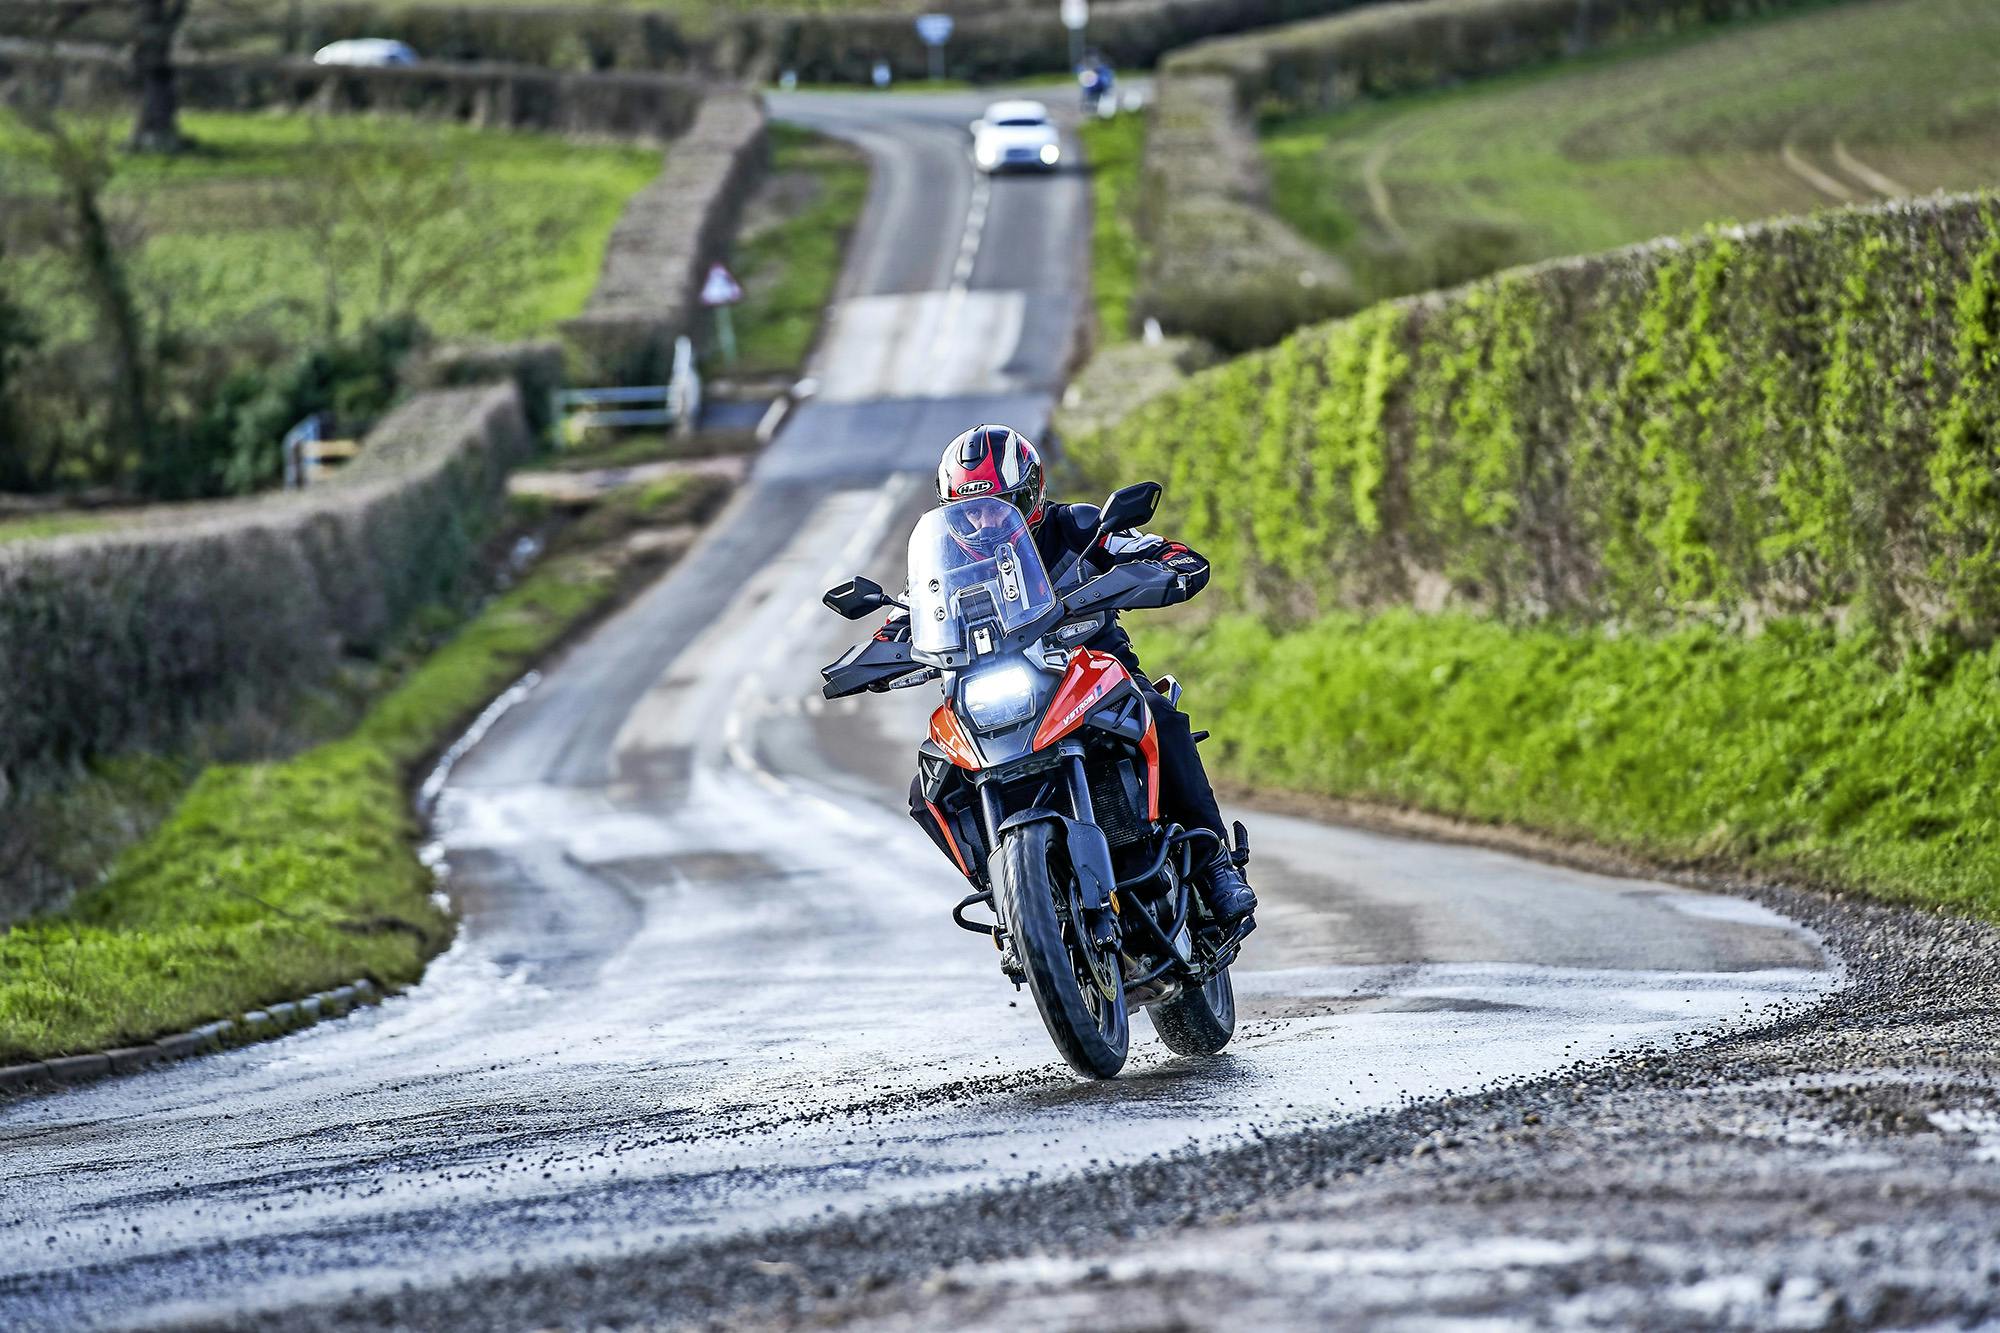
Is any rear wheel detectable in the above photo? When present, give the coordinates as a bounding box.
[993,822,1128,1078]
[1148,962,1235,1057]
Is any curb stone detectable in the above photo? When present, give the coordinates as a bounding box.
[0,978,382,1100]
[44,1053,111,1081]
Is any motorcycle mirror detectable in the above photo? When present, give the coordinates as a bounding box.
[1096,481,1161,537]
[824,575,892,620]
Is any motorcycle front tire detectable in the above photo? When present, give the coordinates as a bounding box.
[994,821,1129,1079]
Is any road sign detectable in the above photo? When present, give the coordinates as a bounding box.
[914,12,954,45]
[700,262,744,307]
[1060,0,1087,31]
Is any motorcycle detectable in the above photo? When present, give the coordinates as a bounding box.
[821,483,1251,1078]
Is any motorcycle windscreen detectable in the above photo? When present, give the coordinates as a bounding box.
[908,498,1057,667]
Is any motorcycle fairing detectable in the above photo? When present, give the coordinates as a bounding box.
[1030,650,1132,751]
[930,701,982,770]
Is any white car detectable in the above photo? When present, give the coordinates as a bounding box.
[311,39,420,68]
[970,100,1062,174]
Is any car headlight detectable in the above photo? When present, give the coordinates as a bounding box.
[1039,143,1061,165]
[976,142,998,166]
[961,663,1039,732]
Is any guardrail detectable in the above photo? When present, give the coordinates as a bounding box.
[281,414,360,489]
[549,335,702,443]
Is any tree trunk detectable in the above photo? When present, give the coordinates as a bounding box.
[66,173,153,460]
[129,0,189,154]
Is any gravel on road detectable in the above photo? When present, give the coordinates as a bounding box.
[203,870,1997,1333]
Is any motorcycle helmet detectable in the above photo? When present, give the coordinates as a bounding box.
[938,424,1046,526]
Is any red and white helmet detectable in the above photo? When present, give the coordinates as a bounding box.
[937,424,1046,526]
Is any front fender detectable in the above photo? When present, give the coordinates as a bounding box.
[997,807,1115,914]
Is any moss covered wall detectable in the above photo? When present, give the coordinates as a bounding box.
[1070,193,2000,643]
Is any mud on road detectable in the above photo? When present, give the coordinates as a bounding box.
[200,873,1998,1333]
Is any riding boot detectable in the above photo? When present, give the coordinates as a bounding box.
[1193,843,1256,927]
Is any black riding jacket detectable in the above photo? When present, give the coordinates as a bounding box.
[1030,502,1209,673]
[881,501,1210,675]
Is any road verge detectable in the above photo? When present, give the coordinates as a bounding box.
[0,471,733,1082]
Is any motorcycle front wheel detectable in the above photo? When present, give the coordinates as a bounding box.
[994,821,1129,1078]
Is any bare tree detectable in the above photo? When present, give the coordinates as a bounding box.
[40,117,154,454]
[8,53,157,471]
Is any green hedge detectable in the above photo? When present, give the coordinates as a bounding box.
[561,92,768,384]
[0,384,532,791]
[1137,74,1357,353]
[0,0,1399,83]
[1146,612,2000,913]
[0,553,617,1062]
[1169,0,1829,118]
[0,41,706,140]
[1073,193,2000,642]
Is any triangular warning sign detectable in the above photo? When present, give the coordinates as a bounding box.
[701,262,744,306]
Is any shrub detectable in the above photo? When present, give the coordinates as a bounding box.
[0,382,535,783]
[0,41,707,140]
[1136,74,1355,353]
[1143,610,2000,914]
[561,92,767,384]
[1,0,1401,83]
[1072,193,2000,642]
[141,317,426,501]
[0,549,621,1060]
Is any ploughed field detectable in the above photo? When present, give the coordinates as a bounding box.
[1263,0,2000,299]
[0,111,660,345]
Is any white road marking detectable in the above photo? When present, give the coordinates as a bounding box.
[951,170,991,292]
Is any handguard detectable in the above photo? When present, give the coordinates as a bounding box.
[822,635,922,699]
[1063,562,1181,618]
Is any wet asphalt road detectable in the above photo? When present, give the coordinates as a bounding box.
[0,92,1835,1330]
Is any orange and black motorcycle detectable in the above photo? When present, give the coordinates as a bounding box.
[821,483,1250,1078]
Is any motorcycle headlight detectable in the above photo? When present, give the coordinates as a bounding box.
[961,663,1039,732]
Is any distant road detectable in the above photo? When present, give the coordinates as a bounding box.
[0,90,1830,1330]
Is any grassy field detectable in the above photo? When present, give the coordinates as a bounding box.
[1263,0,2000,300]
[714,124,868,376]
[0,111,660,345]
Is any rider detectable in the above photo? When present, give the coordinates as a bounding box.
[891,423,1257,928]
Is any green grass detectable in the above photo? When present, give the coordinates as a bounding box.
[1263,0,2000,301]
[0,110,660,344]
[716,124,868,376]
[1145,612,2000,917]
[0,554,619,1062]
[1079,113,1143,345]
[0,512,116,544]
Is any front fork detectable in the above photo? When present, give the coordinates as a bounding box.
[975,744,1117,950]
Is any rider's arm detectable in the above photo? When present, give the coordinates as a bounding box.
[1093,528,1210,605]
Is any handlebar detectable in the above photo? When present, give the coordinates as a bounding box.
[821,558,1178,699]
